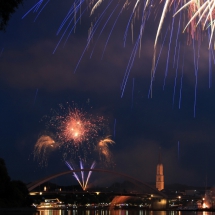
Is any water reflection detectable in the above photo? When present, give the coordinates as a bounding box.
[36,210,215,215]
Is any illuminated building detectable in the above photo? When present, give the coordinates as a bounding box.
[156,149,164,191]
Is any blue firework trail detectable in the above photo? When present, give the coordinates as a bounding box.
[148,28,168,99]
[163,18,175,91]
[73,0,115,73]
[177,141,180,162]
[22,0,50,21]
[33,88,39,106]
[172,1,182,69]
[65,160,96,190]
[131,78,135,110]
[179,52,185,110]
[121,32,143,98]
[23,0,215,116]
[53,0,86,54]
[56,0,85,36]
[207,28,215,89]
[192,39,200,118]
[172,42,180,108]
[89,3,119,59]
[101,6,123,59]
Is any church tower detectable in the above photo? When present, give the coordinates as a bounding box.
[156,149,164,191]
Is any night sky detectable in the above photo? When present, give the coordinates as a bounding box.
[0,0,215,188]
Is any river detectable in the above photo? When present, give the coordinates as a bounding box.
[35,210,215,215]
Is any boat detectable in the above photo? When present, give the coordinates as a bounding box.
[36,198,68,209]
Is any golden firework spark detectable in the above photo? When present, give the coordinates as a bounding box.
[34,135,55,166]
[97,136,115,164]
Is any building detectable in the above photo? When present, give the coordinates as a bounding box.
[156,149,164,191]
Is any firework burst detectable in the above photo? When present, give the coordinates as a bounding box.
[174,0,215,46]
[50,105,105,159]
[34,103,114,166]
[59,108,98,145]
[33,103,115,188]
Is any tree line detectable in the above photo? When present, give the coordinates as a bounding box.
[0,158,32,207]
[0,0,24,31]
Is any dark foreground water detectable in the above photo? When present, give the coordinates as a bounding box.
[35,210,215,215]
[1,209,215,215]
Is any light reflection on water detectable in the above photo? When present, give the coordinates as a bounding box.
[36,210,215,215]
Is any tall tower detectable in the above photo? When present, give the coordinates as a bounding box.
[156,148,164,191]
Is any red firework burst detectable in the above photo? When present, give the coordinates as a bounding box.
[61,109,95,144]
[54,107,104,153]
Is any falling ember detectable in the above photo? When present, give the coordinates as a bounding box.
[34,135,56,166]
[97,136,115,164]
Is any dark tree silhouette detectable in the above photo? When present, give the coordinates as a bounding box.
[0,158,31,207]
[0,158,10,196]
[0,0,24,31]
